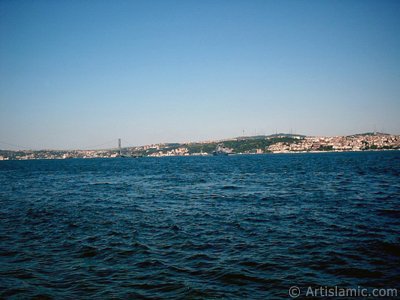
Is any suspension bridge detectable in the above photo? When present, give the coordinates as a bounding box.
[0,138,137,152]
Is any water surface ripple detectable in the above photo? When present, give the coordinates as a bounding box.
[1,152,399,298]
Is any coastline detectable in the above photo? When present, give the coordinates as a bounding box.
[1,148,399,161]
[1,133,399,161]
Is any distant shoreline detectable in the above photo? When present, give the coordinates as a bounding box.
[1,148,399,162]
[1,133,399,160]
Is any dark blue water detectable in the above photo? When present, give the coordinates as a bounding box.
[1,152,399,299]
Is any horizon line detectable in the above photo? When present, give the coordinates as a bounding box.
[0,131,398,152]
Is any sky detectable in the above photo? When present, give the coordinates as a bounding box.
[0,0,399,150]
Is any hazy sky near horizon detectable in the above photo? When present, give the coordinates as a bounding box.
[1,0,399,149]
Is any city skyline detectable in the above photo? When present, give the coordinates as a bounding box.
[1,132,398,160]
[0,131,397,152]
[1,0,400,149]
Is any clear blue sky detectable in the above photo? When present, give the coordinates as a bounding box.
[1,0,399,150]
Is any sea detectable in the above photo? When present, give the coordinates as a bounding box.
[1,151,399,299]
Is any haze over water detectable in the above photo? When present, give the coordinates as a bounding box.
[1,152,399,298]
